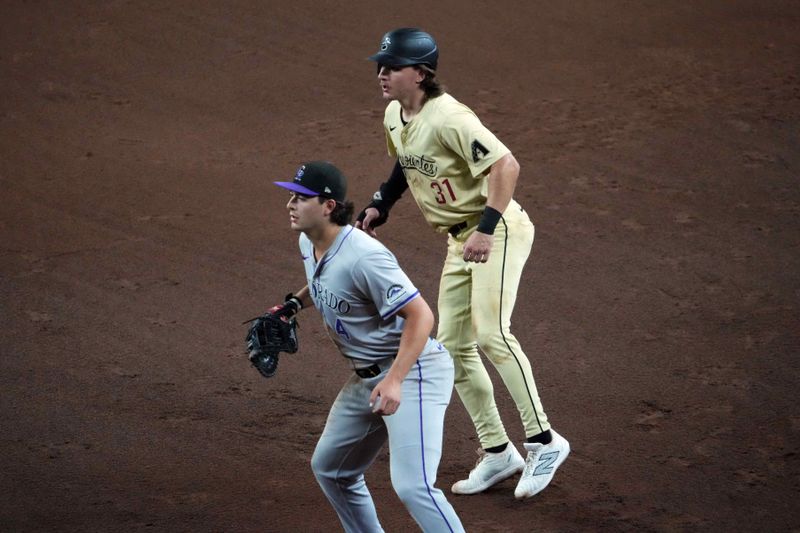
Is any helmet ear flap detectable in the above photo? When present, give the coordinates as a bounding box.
[417,64,435,77]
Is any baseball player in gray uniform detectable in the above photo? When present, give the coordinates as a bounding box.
[271,161,464,533]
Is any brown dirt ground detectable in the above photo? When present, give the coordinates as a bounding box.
[2,2,799,532]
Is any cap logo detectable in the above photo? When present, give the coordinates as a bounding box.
[294,165,305,182]
[324,186,332,193]
[380,36,390,51]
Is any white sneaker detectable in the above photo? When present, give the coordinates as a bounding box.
[514,429,570,500]
[451,443,525,495]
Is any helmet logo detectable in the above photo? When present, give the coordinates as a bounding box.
[380,36,391,51]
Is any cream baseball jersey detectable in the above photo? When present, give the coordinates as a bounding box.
[383,93,511,232]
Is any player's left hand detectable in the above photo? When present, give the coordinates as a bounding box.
[355,207,381,238]
[462,231,493,263]
[369,377,402,416]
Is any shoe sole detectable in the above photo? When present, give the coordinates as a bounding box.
[451,461,525,495]
[514,444,570,500]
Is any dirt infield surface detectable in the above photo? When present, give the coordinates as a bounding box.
[2,2,798,531]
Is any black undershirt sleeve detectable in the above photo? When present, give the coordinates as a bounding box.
[356,160,408,227]
[379,160,408,207]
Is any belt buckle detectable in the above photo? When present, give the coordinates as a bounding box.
[448,221,467,237]
[356,364,381,379]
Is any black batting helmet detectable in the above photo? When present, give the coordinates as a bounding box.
[368,28,438,71]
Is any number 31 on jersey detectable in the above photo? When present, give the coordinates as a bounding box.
[430,178,457,204]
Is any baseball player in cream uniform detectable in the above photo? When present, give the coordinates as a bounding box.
[273,161,464,532]
[357,28,570,500]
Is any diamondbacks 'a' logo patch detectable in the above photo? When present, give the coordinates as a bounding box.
[386,284,407,305]
[471,140,490,163]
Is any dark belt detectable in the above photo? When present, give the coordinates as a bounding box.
[448,221,467,237]
[355,364,383,379]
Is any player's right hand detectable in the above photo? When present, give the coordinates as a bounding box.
[370,376,402,416]
[355,207,381,237]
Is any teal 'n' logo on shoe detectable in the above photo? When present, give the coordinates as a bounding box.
[533,451,560,476]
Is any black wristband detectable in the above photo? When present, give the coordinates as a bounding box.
[356,201,389,228]
[357,161,406,229]
[284,293,303,314]
[476,207,503,235]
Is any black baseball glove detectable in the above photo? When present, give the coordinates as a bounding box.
[244,312,299,378]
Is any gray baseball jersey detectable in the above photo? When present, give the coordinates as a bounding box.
[300,224,443,363]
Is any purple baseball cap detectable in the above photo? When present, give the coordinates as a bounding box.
[275,161,347,203]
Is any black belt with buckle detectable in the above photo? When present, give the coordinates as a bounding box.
[448,221,467,237]
[355,364,383,379]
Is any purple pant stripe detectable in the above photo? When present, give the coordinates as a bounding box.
[416,360,455,533]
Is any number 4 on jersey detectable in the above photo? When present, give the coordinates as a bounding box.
[335,319,351,340]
